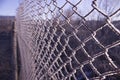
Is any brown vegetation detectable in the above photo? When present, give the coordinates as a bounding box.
[0,16,15,80]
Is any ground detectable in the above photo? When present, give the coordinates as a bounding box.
[0,31,14,80]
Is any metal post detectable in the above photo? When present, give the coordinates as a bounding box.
[13,21,18,80]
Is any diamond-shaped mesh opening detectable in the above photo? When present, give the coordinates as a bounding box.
[108,45,120,67]
[54,49,59,56]
[71,57,80,69]
[55,27,63,36]
[54,62,59,69]
[56,0,66,8]
[75,0,93,17]
[76,25,91,41]
[58,71,63,79]
[61,67,68,77]
[96,26,120,46]
[93,55,115,74]
[57,58,63,66]
[53,35,58,42]
[75,69,86,80]
[68,36,81,49]
[60,52,69,63]
[56,42,63,52]
[50,40,55,47]
[51,53,56,60]
[65,46,73,57]
[84,39,104,57]
[52,65,57,72]
[62,24,75,36]
[49,2,56,12]
[60,34,67,46]
[82,64,99,79]
[75,48,90,63]
[65,63,73,74]
[63,6,74,19]
[49,26,55,33]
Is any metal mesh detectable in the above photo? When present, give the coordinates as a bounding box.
[16,0,120,80]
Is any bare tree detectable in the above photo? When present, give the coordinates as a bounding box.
[64,8,74,21]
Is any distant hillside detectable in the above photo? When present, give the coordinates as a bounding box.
[0,16,15,80]
[0,16,15,33]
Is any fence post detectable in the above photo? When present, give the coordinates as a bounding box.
[13,21,18,80]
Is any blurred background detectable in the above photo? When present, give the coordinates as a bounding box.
[0,0,18,80]
[0,0,19,16]
[0,0,120,80]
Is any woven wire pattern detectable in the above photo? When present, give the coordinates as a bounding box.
[16,0,120,80]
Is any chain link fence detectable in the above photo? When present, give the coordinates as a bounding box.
[16,0,120,80]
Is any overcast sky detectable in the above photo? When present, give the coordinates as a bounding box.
[0,0,19,16]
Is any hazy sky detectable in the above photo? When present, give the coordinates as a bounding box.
[0,0,19,16]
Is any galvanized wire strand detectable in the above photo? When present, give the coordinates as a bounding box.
[16,0,120,80]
